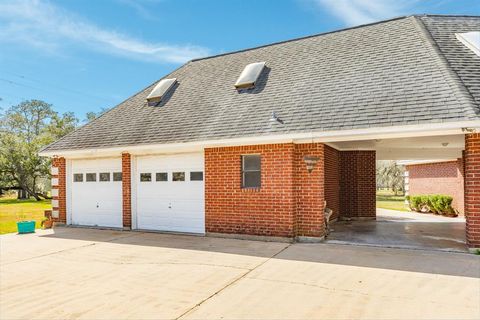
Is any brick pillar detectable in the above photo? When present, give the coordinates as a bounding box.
[51,157,66,223]
[339,151,376,219]
[464,134,480,249]
[122,153,132,229]
[294,143,325,239]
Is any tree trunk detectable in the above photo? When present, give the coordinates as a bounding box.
[17,189,28,199]
[17,181,41,201]
[28,189,41,201]
[37,192,51,200]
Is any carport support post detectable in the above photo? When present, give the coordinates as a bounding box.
[122,153,132,229]
[464,134,480,251]
[51,157,66,224]
[339,151,376,220]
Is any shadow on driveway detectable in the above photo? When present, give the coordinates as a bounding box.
[40,226,480,279]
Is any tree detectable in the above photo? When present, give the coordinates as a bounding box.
[0,100,78,200]
[85,107,109,123]
[376,161,405,195]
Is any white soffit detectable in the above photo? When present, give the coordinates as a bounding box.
[234,62,266,89]
[456,32,480,56]
[146,78,177,104]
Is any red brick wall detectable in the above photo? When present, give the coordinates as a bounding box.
[406,160,464,214]
[205,143,329,238]
[205,144,296,237]
[464,133,480,248]
[122,153,132,228]
[51,157,66,223]
[294,143,325,237]
[324,145,340,221]
[339,151,376,219]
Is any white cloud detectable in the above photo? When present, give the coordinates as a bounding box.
[313,0,418,26]
[0,0,210,63]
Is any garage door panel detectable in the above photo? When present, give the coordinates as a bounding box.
[70,158,122,228]
[136,153,205,233]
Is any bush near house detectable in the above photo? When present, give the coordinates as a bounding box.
[406,194,457,216]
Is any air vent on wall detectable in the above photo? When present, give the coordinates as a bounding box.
[146,78,177,106]
[234,62,266,89]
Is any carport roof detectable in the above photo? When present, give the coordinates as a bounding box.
[42,15,480,153]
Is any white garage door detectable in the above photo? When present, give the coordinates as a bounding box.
[70,158,123,228]
[135,153,205,234]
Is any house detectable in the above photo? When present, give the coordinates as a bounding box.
[401,159,465,214]
[39,15,480,250]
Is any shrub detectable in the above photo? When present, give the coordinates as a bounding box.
[419,195,430,212]
[409,195,422,211]
[407,194,454,215]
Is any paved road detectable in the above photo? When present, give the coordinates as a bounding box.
[1,228,479,319]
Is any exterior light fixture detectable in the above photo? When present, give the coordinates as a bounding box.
[303,156,319,173]
[269,111,284,124]
[442,142,449,147]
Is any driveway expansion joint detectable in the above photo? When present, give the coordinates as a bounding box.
[175,243,292,320]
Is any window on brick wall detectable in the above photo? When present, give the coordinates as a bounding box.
[242,155,261,188]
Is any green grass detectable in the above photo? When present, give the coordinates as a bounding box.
[0,197,51,234]
[376,189,410,212]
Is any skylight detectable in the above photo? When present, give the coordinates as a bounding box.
[456,32,480,57]
[234,62,266,89]
[146,78,177,105]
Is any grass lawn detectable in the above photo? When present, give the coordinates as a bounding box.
[0,197,51,234]
[376,189,410,212]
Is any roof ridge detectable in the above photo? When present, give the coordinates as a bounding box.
[191,15,410,63]
[412,15,480,118]
[191,14,480,63]
[415,14,480,18]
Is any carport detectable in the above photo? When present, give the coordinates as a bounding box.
[326,132,477,252]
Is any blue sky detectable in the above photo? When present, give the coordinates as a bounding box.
[1,0,479,121]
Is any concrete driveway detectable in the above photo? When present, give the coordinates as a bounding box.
[327,209,468,252]
[1,228,479,320]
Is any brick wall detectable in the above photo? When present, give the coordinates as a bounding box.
[122,153,132,229]
[464,133,480,249]
[205,143,329,238]
[294,143,325,238]
[406,160,464,214]
[339,151,376,219]
[324,145,340,221]
[205,144,296,237]
[51,157,66,223]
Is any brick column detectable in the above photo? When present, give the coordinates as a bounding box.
[122,153,132,229]
[339,151,376,219]
[51,157,66,223]
[464,134,480,250]
[294,143,325,240]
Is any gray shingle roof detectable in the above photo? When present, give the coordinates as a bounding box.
[43,15,480,152]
